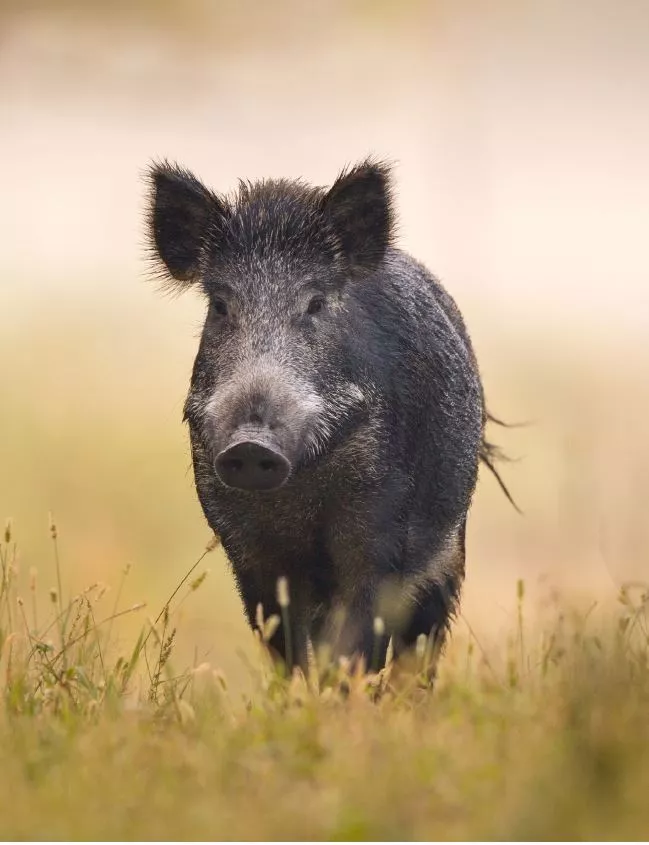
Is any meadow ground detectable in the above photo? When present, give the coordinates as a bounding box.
[1,297,648,840]
[1,522,648,840]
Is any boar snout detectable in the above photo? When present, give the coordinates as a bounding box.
[215,429,291,492]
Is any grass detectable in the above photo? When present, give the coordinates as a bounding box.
[0,515,218,720]
[0,519,648,840]
[2,297,648,838]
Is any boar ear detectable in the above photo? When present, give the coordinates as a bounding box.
[146,161,226,289]
[322,159,394,273]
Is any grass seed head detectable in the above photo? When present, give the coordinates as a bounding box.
[416,633,427,661]
[263,614,280,643]
[205,532,221,552]
[255,602,265,632]
[189,570,209,592]
[276,576,290,608]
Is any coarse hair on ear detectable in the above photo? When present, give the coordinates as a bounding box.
[145,160,227,291]
[321,157,395,273]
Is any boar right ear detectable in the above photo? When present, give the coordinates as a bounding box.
[322,159,394,273]
[146,161,226,288]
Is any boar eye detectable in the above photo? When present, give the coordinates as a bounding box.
[306,296,325,316]
[213,298,228,317]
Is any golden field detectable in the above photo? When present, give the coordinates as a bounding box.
[1,1,648,838]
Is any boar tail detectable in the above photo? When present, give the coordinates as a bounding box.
[480,411,522,513]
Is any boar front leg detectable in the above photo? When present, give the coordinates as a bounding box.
[313,584,390,673]
[235,569,310,675]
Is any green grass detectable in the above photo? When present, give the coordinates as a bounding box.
[1,521,648,840]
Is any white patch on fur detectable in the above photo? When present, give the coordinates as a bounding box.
[303,380,372,462]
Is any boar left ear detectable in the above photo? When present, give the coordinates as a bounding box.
[322,158,394,273]
[146,160,227,289]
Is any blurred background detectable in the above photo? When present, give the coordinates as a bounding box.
[1,0,648,681]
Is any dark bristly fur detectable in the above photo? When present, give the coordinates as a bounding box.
[145,157,514,675]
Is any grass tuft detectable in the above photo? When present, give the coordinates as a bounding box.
[0,518,648,838]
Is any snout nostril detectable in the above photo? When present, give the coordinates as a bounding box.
[222,458,243,472]
[215,439,290,491]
